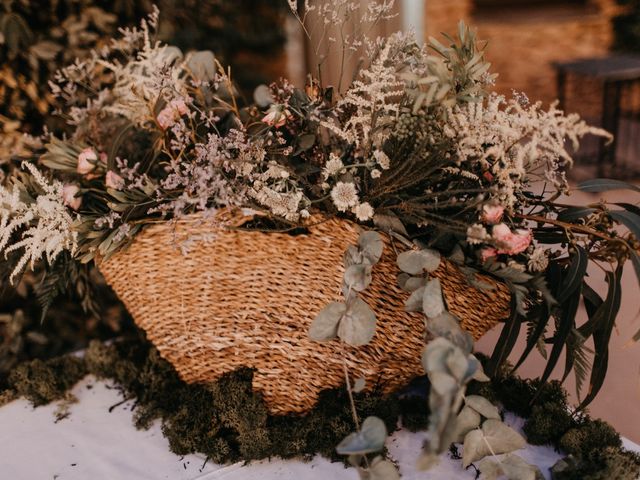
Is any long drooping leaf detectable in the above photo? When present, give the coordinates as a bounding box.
[556,246,588,304]
[578,282,604,338]
[537,283,581,391]
[557,207,596,222]
[609,210,640,240]
[512,263,562,372]
[487,296,521,377]
[578,266,623,409]
[631,251,640,286]
[614,202,640,218]
[577,178,640,193]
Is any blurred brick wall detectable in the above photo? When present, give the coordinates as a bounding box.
[424,0,620,104]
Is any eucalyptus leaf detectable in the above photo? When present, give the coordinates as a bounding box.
[253,84,274,107]
[309,302,346,341]
[422,278,445,318]
[336,416,387,455]
[397,249,441,275]
[405,286,425,312]
[344,264,373,292]
[373,213,409,236]
[405,276,427,292]
[338,297,376,346]
[187,50,216,81]
[429,370,458,395]
[352,377,366,393]
[479,454,541,480]
[464,395,501,420]
[358,231,384,264]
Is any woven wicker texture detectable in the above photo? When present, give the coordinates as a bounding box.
[99,211,511,415]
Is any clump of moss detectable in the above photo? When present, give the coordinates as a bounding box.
[7,356,86,405]
[552,448,640,480]
[558,419,622,457]
[523,402,574,445]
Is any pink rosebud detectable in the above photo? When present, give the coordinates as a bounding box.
[99,152,108,164]
[77,148,97,175]
[157,98,189,130]
[481,204,504,224]
[492,223,532,255]
[483,171,494,182]
[105,171,124,190]
[261,105,291,128]
[480,247,498,263]
[62,184,82,210]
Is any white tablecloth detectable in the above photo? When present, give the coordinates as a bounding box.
[1,375,638,480]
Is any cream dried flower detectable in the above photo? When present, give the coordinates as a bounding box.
[527,247,549,272]
[331,181,359,212]
[373,150,390,170]
[371,169,381,179]
[466,224,488,245]
[323,153,344,178]
[352,202,374,222]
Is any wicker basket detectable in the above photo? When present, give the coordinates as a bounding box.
[99,210,511,415]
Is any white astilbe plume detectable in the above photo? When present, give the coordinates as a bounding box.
[0,163,77,283]
[444,93,611,208]
[322,33,409,154]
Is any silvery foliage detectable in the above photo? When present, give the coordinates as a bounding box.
[309,230,400,479]
[309,231,382,346]
[401,247,540,478]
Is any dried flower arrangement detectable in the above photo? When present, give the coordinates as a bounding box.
[1,2,639,477]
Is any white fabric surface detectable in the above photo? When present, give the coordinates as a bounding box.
[1,375,638,480]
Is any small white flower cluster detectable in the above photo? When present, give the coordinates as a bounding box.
[0,163,77,283]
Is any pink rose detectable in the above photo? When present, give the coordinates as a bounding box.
[157,98,189,130]
[261,106,291,128]
[99,152,108,164]
[77,148,97,174]
[483,171,494,182]
[492,223,532,255]
[105,171,124,190]
[480,247,498,263]
[481,204,504,224]
[62,184,82,210]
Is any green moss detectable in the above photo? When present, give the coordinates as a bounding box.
[1,334,638,480]
[552,448,640,480]
[7,356,86,405]
[558,419,622,457]
[523,402,575,445]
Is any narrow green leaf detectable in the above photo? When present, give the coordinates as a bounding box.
[578,266,623,409]
[556,246,588,304]
[577,178,640,193]
[609,210,640,240]
[557,207,596,222]
[487,295,521,377]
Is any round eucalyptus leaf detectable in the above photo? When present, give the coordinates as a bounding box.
[344,264,373,292]
[428,370,458,396]
[338,297,376,346]
[352,377,366,393]
[187,50,216,81]
[463,419,526,467]
[344,244,362,268]
[308,302,346,341]
[405,286,425,312]
[422,278,445,318]
[336,416,387,455]
[397,249,441,275]
[253,84,274,107]
[397,272,411,290]
[358,231,384,264]
[444,343,470,381]
[421,337,455,373]
[405,276,427,292]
